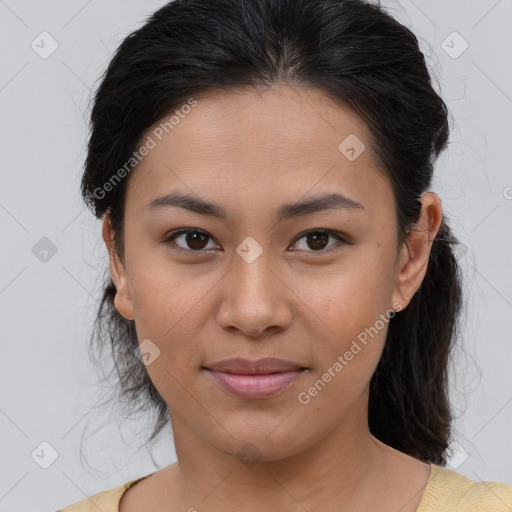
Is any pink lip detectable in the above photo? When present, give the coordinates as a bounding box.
[204,356,305,374]
[205,369,305,399]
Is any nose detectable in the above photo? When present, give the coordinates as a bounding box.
[216,247,292,338]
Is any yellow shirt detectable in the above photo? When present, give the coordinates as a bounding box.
[56,463,512,511]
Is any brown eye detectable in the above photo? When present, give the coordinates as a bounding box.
[306,231,329,250]
[164,229,218,252]
[290,229,346,253]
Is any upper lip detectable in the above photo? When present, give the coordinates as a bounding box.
[204,357,306,375]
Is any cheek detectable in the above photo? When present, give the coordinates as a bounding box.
[298,304,390,415]
[125,265,209,396]
[306,244,394,325]
[303,247,395,379]
[128,252,210,334]
[127,261,209,408]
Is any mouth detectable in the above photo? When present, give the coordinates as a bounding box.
[202,357,308,399]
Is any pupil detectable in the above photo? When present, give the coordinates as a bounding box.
[187,231,208,250]
[308,232,328,250]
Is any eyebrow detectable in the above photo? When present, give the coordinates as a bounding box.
[146,190,364,221]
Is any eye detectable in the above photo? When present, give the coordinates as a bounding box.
[163,228,219,253]
[289,229,347,253]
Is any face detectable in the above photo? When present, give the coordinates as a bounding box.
[103,83,440,463]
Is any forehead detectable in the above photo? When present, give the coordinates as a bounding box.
[125,83,394,221]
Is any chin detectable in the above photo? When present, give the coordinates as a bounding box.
[203,419,313,464]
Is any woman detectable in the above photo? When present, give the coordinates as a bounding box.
[58,0,512,510]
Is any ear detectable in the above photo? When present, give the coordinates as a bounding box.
[392,192,443,311]
[101,214,135,321]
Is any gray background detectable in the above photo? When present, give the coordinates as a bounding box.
[1,1,511,510]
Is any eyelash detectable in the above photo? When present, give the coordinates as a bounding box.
[163,228,348,255]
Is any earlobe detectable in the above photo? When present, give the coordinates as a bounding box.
[391,192,443,310]
[101,215,135,321]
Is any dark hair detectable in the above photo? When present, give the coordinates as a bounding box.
[81,0,463,465]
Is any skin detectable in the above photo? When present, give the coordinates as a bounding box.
[103,83,443,512]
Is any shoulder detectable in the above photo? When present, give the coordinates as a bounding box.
[56,477,145,512]
[418,463,512,511]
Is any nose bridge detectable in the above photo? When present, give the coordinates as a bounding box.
[232,235,275,294]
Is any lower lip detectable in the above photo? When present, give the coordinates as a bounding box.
[205,369,305,399]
